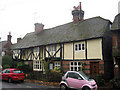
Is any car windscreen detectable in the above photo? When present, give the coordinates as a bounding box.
[79,71,89,80]
[13,70,23,73]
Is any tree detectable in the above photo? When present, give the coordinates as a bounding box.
[2,55,13,68]
[17,62,32,73]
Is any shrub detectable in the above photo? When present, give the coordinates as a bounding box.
[11,61,17,68]
[46,71,62,82]
[53,67,61,73]
[2,64,10,69]
[110,78,120,88]
[27,70,62,82]
[17,62,32,74]
[91,74,105,86]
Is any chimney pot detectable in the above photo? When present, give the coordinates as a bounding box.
[72,2,84,24]
[80,2,82,10]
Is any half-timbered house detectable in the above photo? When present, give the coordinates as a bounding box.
[11,3,114,79]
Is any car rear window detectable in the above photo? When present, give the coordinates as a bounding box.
[13,70,23,73]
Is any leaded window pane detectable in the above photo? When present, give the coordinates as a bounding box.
[82,43,85,50]
[75,62,77,65]
[75,44,77,51]
[79,44,81,50]
[71,67,73,71]
[71,62,73,65]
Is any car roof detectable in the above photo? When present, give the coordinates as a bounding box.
[66,71,78,74]
[67,71,78,73]
[66,71,84,74]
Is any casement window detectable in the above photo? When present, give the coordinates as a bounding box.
[70,62,82,71]
[48,45,56,52]
[74,43,85,51]
[13,50,20,59]
[33,60,42,71]
[54,62,61,69]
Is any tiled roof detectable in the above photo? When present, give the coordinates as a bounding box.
[0,41,7,51]
[111,13,120,30]
[11,16,110,50]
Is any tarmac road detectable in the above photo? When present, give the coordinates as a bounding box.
[1,80,59,90]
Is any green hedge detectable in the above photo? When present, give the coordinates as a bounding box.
[27,71,62,82]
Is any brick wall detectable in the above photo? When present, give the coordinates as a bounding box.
[112,33,117,48]
[62,60,104,75]
[99,60,104,74]
[62,61,70,72]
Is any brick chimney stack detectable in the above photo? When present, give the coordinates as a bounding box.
[72,2,84,24]
[6,32,12,55]
[34,23,44,34]
[17,38,22,43]
[7,32,12,43]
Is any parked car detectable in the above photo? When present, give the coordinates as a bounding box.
[0,68,25,83]
[60,71,97,90]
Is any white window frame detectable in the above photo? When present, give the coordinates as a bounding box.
[70,62,82,71]
[48,45,56,52]
[54,62,61,69]
[33,60,42,71]
[74,43,85,52]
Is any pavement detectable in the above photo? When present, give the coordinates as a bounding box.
[24,79,59,87]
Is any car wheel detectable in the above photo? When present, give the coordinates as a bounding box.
[60,84,68,90]
[8,77,12,83]
[82,86,90,90]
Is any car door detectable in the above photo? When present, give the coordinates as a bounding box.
[4,70,11,80]
[2,70,7,80]
[66,72,85,89]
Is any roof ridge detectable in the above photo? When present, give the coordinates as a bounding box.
[115,13,120,18]
[83,16,110,22]
[42,16,110,31]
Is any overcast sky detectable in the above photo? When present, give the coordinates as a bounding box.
[0,0,119,43]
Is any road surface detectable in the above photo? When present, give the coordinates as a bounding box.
[1,80,59,90]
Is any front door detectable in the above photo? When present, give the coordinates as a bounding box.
[90,62,99,76]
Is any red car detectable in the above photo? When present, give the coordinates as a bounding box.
[0,68,25,83]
